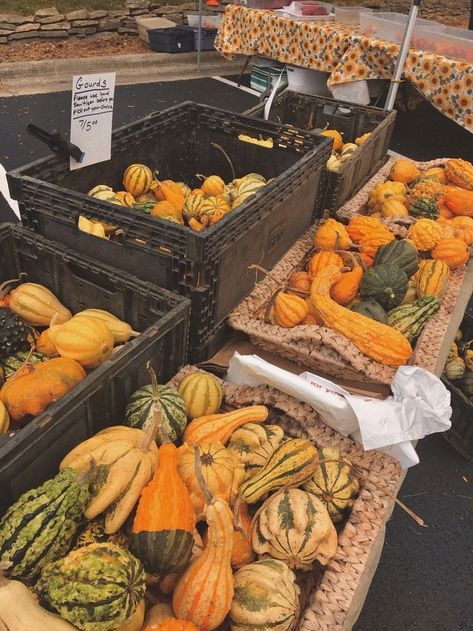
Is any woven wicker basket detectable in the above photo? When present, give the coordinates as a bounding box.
[229,160,468,385]
[170,366,403,631]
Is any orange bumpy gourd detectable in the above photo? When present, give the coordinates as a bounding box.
[368,181,407,213]
[390,159,420,184]
[274,292,308,327]
[330,265,363,306]
[454,225,473,246]
[381,199,409,217]
[407,218,444,252]
[313,219,351,251]
[288,271,311,294]
[310,266,412,366]
[423,166,447,184]
[308,251,343,279]
[431,237,469,268]
[444,185,473,216]
[444,158,473,190]
[358,231,395,258]
[347,215,385,243]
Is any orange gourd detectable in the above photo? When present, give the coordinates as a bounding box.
[359,252,374,268]
[151,201,184,223]
[423,166,447,184]
[454,225,473,245]
[144,620,198,631]
[451,216,473,228]
[438,197,454,219]
[390,159,420,184]
[183,406,268,446]
[7,282,72,327]
[320,129,343,151]
[115,191,135,207]
[0,357,86,422]
[444,185,473,216]
[273,292,308,327]
[431,237,469,268]
[48,315,114,369]
[347,215,385,243]
[308,251,343,279]
[199,175,225,196]
[154,180,185,212]
[310,266,412,366]
[301,313,320,325]
[191,189,205,197]
[330,265,363,306]
[231,502,255,568]
[358,231,395,258]
[36,327,59,355]
[444,158,473,190]
[381,199,409,217]
[407,218,444,252]
[288,271,311,294]
[313,219,351,251]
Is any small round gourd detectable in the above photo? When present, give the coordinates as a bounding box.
[359,264,408,311]
[49,316,114,369]
[177,371,222,419]
[431,237,469,268]
[123,164,154,197]
[273,292,308,328]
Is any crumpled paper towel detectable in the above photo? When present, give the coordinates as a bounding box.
[226,353,452,468]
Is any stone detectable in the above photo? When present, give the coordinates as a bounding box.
[179,3,199,10]
[0,28,13,35]
[98,17,121,30]
[88,10,108,19]
[157,12,182,20]
[0,22,17,29]
[34,6,58,17]
[108,10,127,17]
[125,0,149,8]
[37,29,69,37]
[40,21,70,30]
[66,9,89,20]
[71,19,98,27]
[121,17,137,26]
[156,5,180,13]
[130,8,151,15]
[69,26,97,36]
[9,31,39,40]
[0,36,7,43]
[118,26,138,33]
[0,13,33,24]
[36,13,65,23]
[15,22,40,32]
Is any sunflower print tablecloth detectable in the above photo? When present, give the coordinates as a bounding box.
[215,6,473,133]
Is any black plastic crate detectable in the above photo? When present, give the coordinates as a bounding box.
[190,27,217,50]
[0,223,189,513]
[8,102,331,360]
[245,91,396,214]
[148,26,194,53]
[442,312,473,461]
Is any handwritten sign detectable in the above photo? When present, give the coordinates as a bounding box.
[70,73,116,170]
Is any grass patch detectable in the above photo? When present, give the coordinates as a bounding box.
[0,0,129,15]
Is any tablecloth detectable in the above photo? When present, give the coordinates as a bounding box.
[215,6,473,133]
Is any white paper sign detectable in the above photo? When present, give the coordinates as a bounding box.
[70,73,116,170]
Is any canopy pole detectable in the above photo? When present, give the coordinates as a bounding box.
[197,0,202,72]
[385,0,421,111]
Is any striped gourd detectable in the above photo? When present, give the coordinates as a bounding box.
[124,384,187,444]
[252,488,338,570]
[239,438,318,504]
[177,371,223,419]
[227,423,285,480]
[183,405,268,446]
[37,543,145,631]
[0,468,91,580]
[388,295,440,342]
[183,194,206,221]
[416,259,450,298]
[235,178,266,198]
[132,201,156,214]
[2,350,47,377]
[303,447,360,523]
[230,558,300,631]
[74,518,129,550]
[123,163,154,197]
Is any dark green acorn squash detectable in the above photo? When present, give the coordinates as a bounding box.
[359,264,408,311]
[409,197,439,219]
[373,240,419,278]
[351,299,388,323]
[387,295,440,342]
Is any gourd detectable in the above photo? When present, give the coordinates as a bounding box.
[359,263,408,310]
[311,265,412,366]
[373,239,419,278]
[49,315,114,369]
[178,441,245,517]
[351,298,388,323]
[288,271,311,294]
[231,502,255,568]
[390,159,420,184]
[464,348,473,371]
[227,423,285,480]
[151,201,184,223]
[133,201,157,214]
[144,603,174,627]
[460,371,473,397]
[409,198,439,219]
[177,182,192,197]
[451,216,473,228]
[454,224,473,245]
[177,371,223,419]
[431,237,469,268]
[347,215,385,243]
[387,295,440,342]
[368,181,407,213]
[125,379,187,444]
[7,282,72,326]
[115,191,135,207]
[381,199,409,217]
[409,178,444,203]
[330,266,363,306]
[340,143,358,161]
[358,231,395,259]
[123,163,154,196]
[130,411,196,576]
[402,277,418,304]
[423,166,447,184]
[144,620,198,631]
[407,218,444,252]
[235,178,266,198]
[444,356,465,380]
[75,308,138,344]
[183,194,205,221]
[0,562,77,630]
[274,292,308,327]
[239,438,318,504]
[320,129,343,150]
[184,405,269,445]
[0,357,86,422]
[0,308,31,360]
[116,600,145,631]
[0,401,9,433]
[198,174,225,196]
[447,342,459,362]
[37,543,146,631]
[313,219,351,251]
[199,196,231,223]
[416,259,450,298]
[230,558,300,631]
[60,424,158,534]
[252,488,337,570]
[173,462,234,631]
[355,132,371,145]
[0,468,91,580]
[154,180,186,212]
[444,185,473,216]
[326,154,341,172]
[2,350,47,377]
[308,251,343,278]
[74,518,129,549]
[36,328,58,355]
[303,446,359,523]
[444,158,473,190]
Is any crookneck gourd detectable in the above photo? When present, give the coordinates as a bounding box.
[183,405,269,445]
[310,265,412,366]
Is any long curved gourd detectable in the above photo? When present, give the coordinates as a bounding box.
[183,405,268,445]
[310,265,412,367]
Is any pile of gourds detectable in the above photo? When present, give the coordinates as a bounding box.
[322,129,371,172]
[80,163,270,237]
[443,327,473,400]
[0,279,138,433]
[0,368,360,631]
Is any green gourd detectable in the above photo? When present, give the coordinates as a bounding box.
[359,263,408,311]
[387,295,440,342]
[409,198,439,219]
[373,240,419,278]
[351,298,388,323]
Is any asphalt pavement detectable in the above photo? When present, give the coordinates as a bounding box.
[0,76,472,630]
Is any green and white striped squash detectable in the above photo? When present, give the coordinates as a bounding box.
[124,383,187,444]
[37,542,145,631]
[303,446,360,524]
[239,438,318,504]
[252,488,338,570]
[87,184,113,197]
[183,194,206,221]
[230,558,300,631]
[2,350,48,378]
[227,423,285,480]
[0,468,91,580]
[387,295,440,343]
[235,178,266,198]
[177,371,223,419]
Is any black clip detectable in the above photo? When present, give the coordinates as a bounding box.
[26,124,85,163]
